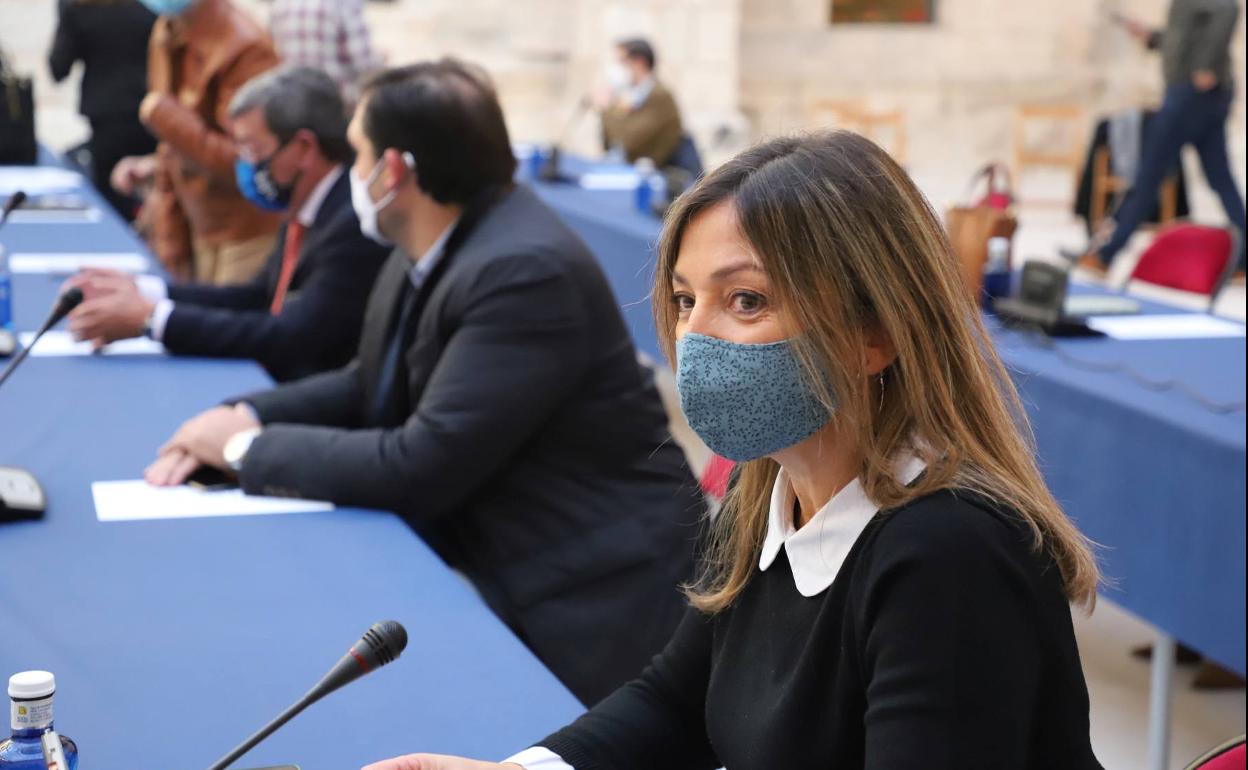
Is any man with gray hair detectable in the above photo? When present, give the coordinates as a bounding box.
[67,66,390,382]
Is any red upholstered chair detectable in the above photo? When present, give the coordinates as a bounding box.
[1184,736,1246,770]
[1130,224,1239,300]
[699,455,735,501]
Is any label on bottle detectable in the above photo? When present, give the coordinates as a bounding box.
[11,696,53,732]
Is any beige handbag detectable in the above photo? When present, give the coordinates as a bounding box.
[946,163,1018,298]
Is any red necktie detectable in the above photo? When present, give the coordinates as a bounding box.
[270,221,305,315]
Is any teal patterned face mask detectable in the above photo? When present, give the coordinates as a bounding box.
[675,332,836,462]
[138,0,195,14]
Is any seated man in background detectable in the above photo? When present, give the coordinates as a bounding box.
[69,67,388,383]
[595,37,684,166]
[144,59,703,706]
[113,0,282,284]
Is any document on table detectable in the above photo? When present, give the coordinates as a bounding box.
[1064,295,1140,316]
[18,331,165,357]
[9,252,151,274]
[8,208,101,224]
[0,166,83,195]
[578,171,643,190]
[1085,314,1246,340]
[93,480,334,522]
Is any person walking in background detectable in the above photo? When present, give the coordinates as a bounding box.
[111,0,281,285]
[1080,0,1245,281]
[48,0,157,221]
[594,37,683,166]
[269,0,383,106]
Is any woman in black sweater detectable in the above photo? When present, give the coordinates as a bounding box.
[364,132,1105,769]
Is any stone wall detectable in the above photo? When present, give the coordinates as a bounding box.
[3,0,1244,212]
[738,0,1247,206]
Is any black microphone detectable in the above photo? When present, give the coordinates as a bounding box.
[204,621,408,770]
[0,288,84,390]
[540,99,592,182]
[1,191,27,226]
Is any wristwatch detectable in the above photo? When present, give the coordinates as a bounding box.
[223,428,262,472]
[141,303,157,339]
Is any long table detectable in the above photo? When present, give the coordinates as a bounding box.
[0,174,583,768]
[527,159,1246,768]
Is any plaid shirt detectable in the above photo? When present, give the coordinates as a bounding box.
[270,0,382,103]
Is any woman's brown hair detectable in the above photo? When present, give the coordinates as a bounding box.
[654,130,1099,613]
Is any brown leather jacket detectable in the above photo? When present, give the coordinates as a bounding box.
[141,0,281,275]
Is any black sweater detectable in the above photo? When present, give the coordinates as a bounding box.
[541,490,1103,769]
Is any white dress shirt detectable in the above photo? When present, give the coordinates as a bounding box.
[141,165,345,340]
[503,451,927,770]
[406,215,458,289]
[624,75,656,110]
[759,452,927,596]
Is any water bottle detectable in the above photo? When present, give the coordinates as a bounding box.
[633,158,667,216]
[633,158,655,214]
[0,245,13,332]
[982,236,1012,310]
[0,672,78,770]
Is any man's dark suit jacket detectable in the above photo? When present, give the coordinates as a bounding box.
[162,170,388,382]
[236,184,703,705]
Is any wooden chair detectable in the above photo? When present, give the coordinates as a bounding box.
[807,99,908,165]
[1013,104,1085,205]
[1089,144,1178,234]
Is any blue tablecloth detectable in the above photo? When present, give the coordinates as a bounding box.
[528,161,1247,675]
[1,173,582,768]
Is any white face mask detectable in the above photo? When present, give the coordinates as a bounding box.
[606,62,632,93]
[350,153,411,246]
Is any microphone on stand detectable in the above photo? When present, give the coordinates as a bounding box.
[202,621,409,770]
[0,288,84,520]
[0,288,84,391]
[540,97,592,182]
[0,190,27,226]
[1,190,30,358]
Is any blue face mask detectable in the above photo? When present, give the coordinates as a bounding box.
[235,153,296,213]
[675,332,835,462]
[138,0,195,15]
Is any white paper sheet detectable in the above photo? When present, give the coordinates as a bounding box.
[1085,313,1246,340]
[9,252,150,275]
[578,171,643,190]
[18,331,166,357]
[93,479,334,522]
[0,166,84,195]
[7,208,101,224]
[1064,295,1141,317]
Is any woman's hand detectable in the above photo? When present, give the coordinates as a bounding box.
[361,755,521,770]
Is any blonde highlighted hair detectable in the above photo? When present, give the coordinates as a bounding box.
[654,131,1099,614]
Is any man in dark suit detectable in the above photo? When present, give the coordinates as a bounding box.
[145,59,703,706]
[68,67,388,382]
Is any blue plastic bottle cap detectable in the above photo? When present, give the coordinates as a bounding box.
[8,671,54,700]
